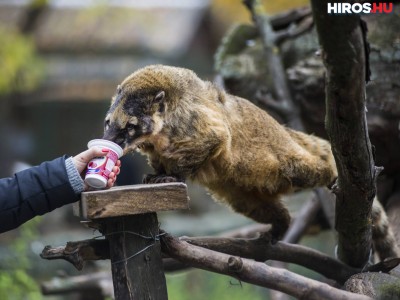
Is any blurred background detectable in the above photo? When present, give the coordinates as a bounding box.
[0,0,358,299]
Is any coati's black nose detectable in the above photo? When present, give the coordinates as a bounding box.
[110,137,125,146]
[103,128,125,146]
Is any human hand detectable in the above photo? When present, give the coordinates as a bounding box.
[72,148,121,189]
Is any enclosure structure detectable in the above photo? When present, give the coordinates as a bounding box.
[43,183,189,299]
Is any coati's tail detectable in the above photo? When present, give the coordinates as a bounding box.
[371,199,400,260]
[287,129,398,260]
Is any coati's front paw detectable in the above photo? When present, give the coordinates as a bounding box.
[268,229,283,244]
[269,223,288,244]
[258,229,282,245]
[142,174,182,184]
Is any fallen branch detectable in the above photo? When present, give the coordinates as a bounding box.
[161,232,371,300]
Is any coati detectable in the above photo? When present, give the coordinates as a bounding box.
[103,64,398,259]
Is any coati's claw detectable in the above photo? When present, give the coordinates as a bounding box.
[143,174,180,184]
[258,230,275,243]
[330,179,340,194]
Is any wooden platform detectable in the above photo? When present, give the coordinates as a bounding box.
[73,182,189,219]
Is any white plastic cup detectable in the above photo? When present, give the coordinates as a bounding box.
[84,139,123,189]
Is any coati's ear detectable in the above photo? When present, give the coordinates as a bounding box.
[153,91,166,113]
[153,91,165,103]
[116,85,122,94]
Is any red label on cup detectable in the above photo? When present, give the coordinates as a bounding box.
[86,150,118,180]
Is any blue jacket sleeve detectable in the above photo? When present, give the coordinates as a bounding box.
[0,156,79,233]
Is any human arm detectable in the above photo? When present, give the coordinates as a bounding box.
[0,149,120,233]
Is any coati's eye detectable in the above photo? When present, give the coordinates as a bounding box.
[127,124,134,130]
[126,123,138,131]
[126,123,139,136]
[126,116,139,131]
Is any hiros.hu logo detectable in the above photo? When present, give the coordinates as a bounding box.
[327,2,393,14]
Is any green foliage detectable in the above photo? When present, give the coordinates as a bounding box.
[0,218,43,300]
[30,0,48,9]
[167,270,266,300]
[0,26,44,97]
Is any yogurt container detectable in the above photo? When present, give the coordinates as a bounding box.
[84,139,123,189]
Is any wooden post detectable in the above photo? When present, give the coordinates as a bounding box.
[103,214,167,299]
[74,182,189,300]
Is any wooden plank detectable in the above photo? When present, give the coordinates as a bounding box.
[74,183,189,219]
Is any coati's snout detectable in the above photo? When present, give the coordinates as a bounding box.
[102,120,126,147]
[102,114,154,149]
[103,84,166,152]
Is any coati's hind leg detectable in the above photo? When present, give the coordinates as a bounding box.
[371,198,400,260]
[224,188,291,240]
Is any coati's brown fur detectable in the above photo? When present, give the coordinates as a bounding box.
[103,65,399,259]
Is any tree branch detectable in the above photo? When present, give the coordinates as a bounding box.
[181,234,356,284]
[40,239,109,270]
[275,16,314,46]
[40,232,400,282]
[269,6,311,31]
[243,0,303,130]
[161,233,371,300]
[310,1,376,267]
